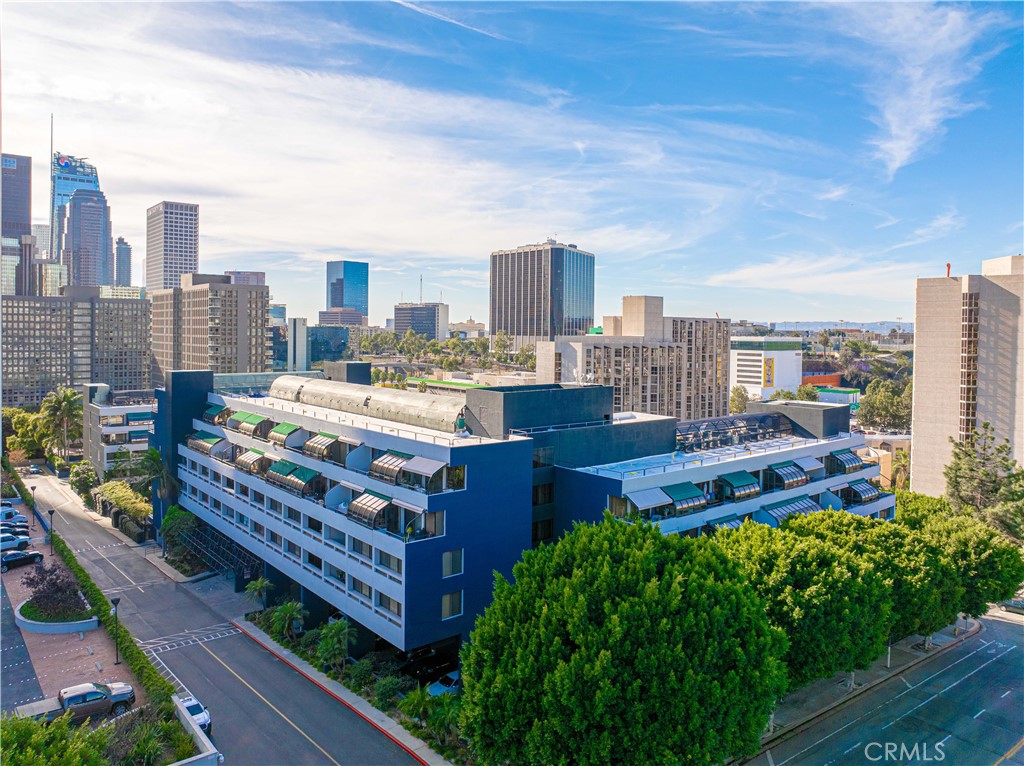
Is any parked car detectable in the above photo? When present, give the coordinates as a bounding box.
[428,670,462,697]
[180,695,211,734]
[15,682,136,724]
[1,550,43,573]
[1,522,31,534]
[997,599,1024,615]
[28,465,42,475]
[1,501,14,508]
[0,533,31,552]
[0,509,28,524]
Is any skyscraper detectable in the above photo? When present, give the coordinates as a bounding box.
[225,270,266,285]
[489,239,595,349]
[146,201,198,289]
[32,224,51,258]
[2,154,31,258]
[911,255,1023,497]
[393,302,449,341]
[62,189,114,286]
[115,237,132,287]
[325,260,369,317]
[50,153,100,261]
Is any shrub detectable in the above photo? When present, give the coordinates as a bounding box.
[374,675,402,710]
[69,462,100,498]
[21,562,86,619]
[299,627,322,655]
[94,481,151,522]
[348,658,374,691]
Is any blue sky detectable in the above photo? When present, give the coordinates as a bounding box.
[5,2,1022,326]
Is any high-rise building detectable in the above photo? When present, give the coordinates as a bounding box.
[2,154,32,258]
[1,287,152,407]
[729,337,803,401]
[911,255,1023,497]
[151,274,270,387]
[393,302,450,341]
[536,296,731,420]
[318,308,366,327]
[489,239,595,349]
[32,224,50,258]
[225,270,266,286]
[146,201,199,290]
[325,260,369,317]
[287,318,349,371]
[62,189,114,286]
[269,303,287,327]
[115,237,132,287]
[50,153,100,263]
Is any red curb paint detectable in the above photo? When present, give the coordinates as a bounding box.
[232,620,431,766]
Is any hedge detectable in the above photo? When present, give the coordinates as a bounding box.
[2,455,35,507]
[51,533,175,703]
[94,481,151,522]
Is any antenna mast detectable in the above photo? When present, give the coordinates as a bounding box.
[419,275,423,304]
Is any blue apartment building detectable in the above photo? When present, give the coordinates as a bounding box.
[154,372,894,657]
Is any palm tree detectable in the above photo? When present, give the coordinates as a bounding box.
[270,601,307,641]
[398,685,433,728]
[317,617,357,676]
[244,577,274,610]
[428,693,461,746]
[891,449,911,490]
[130,448,179,501]
[38,388,83,461]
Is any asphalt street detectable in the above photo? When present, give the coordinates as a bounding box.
[25,473,417,766]
[745,611,1024,766]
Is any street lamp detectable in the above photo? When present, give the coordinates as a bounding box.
[29,486,36,529]
[47,509,54,553]
[110,597,121,665]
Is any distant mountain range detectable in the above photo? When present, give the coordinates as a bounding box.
[764,321,914,333]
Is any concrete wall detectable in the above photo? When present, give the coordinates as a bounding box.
[465,384,613,439]
[747,400,850,439]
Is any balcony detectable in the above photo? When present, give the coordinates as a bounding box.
[266,459,324,499]
[342,490,442,542]
[203,404,232,426]
[226,411,277,440]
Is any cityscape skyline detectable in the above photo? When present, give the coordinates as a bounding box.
[5,2,1022,327]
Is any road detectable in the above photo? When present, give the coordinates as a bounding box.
[745,610,1024,766]
[27,473,417,766]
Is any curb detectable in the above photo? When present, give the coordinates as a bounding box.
[753,619,983,756]
[231,619,437,766]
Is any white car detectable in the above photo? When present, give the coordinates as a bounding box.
[180,695,211,734]
[0,532,31,552]
[0,509,28,524]
[428,670,462,697]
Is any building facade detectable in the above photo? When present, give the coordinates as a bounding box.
[2,154,32,258]
[326,261,369,317]
[269,304,287,327]
[146,201,199,290]
[151,274,270,387]
[393,302,449,342]
[729,336,803,401]
[1,288,151,407]
[911,255,1023,497]
[82,385,156,478]
[62,189,114,286]
[31,224,50,258]
[50,153,100,263]
[449,318,486,339]
[225,271,266,286]
[114,237,132,287]
[489,240,595,349]
[536,296,730,421]
[318,308,366,327]
[288,319,350,371]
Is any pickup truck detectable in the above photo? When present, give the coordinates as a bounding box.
[16,682,136,724]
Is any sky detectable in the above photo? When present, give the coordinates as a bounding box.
[4,2,1022,327]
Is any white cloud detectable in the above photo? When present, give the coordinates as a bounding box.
[391,1,510,41]
[886,207,965,251]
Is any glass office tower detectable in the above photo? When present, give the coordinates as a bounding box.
[2,154,32,257]
[50,153,100,261]
[325,260,369,317]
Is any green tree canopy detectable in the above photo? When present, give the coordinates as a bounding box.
[856,379,911,431]
[68,462,100,498]
[8,411,46,457]
[0,711,110,766]
[460,518,788,766]
[38,387,83,460]
[730,385,750,414]
[795,385,820,402]
[716,520,892,686]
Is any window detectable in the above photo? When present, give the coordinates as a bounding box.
[532,446,554,468]
[305,552,322,570]
[377,550,402,574]
[252,521,265,536]
[305,517,323,534]
[252,491,265,505]
[268,531,282,547]
[237,484,249,498]
[350,577,372,600]
[286,507,301,525]
[236,512,248,527]
[424,510,444,537]
[441,590,463,620]
[350,537,372,559]
[285,540,301,558]
[224,477,234,491]
[268,498,281,514]
[442,549,463,578]
[532,519,554,546]
[532,483,554,506]
[378,592,402,617]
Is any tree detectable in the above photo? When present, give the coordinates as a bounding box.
[716,521,892,686]
[38,388,83,461]
[22,562,85,618]
[890,450,910,491]
[816,329,831,354]
[370,368,382,384]
[69,462,100,498]
[513,344,535,370]
[472,336,490,359]
[161,505,198,550]
[417,380,428,393]
[7,449,29,468]
[492,330,511,363]
[270,600,307,641]
[773,389,797,400]
[944,422,1023,528]
[398,685,433,728]
[318,617,356,676]
[730,386,750,414]
[459,517,787,766]
[0,711,110,766]
[429,693,462,747]
[857,379,911,432]
[129,447,178,502]
[2,406,27,446]
[243,576,274,610]
[8,411,46,457]
[795,385,820,402]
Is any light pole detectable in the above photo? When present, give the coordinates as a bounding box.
[29,486,36,529]
[47,509,55,554]
[111,597,121,665]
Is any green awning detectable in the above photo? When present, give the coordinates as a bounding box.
[230,410,254,421]
[664,482,704,502]
[243,413,268,425]
[249,448,264,455]
[388,450,414,460]
[769,461,795,469]
[268,459,299,476]
[204,404,226,417]
[719,471,759,489]
[366,489,392,502]
[270,422,301,436]
[318,431,338,439]
[191,431,222,445]
[292,466,321,484]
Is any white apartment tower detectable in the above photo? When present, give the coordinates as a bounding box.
[146,201,199,290]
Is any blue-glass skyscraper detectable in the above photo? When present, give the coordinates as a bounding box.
[2,154,32,258]
[63,189,113,287]
[115,237,132,287]
[50,153,100,262]
[325,260,369,317]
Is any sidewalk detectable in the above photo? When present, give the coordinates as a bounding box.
[761,616,981,746]
[233,619,453,766]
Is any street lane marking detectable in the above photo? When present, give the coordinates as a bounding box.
[900,676,913,689]
[882,646,1016,731]
[843,742,862,754]
[1001,690,1011,698]
[85,540,142,591]
[198,642,341,766]
[765,749,775,766]
[973,709,986,719]
[777,640,1004,765]
[996,735,1024,766]
[938,734,951,745]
